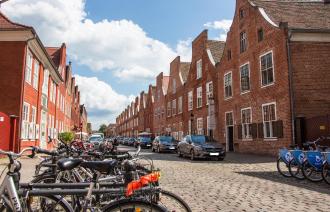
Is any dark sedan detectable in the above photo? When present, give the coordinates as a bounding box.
[136,137,152,148]
[152,136,178,153]
[177,135,225,161]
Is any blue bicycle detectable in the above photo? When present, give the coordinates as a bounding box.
[321,152,330,184]
[277,148,294,177]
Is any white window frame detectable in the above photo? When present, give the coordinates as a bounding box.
[196,59,202,79]
[260,50,275,88]
[21,102,30,139]
[225,111,234,127]
[197,86,202,108]
[262,102,277,139]
[241,107,252,140]
[178,96,183,114]
[206,81,213,105]
[224,71,233,99]
[42,69,49,95]
[167,101,171,117]
[197,118,203,135]
[172,99,176,116]
[240,62,250,94]
[31,106,37,123]
[240,31,247,53]
[32,60,39,90]
[25,52,33,85]
[188,91,193,111]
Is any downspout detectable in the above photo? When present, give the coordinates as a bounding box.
[286,29,296,145]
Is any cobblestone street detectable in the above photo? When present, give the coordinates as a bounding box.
[2,146,329,212]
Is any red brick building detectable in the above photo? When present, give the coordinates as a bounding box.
[153,73,170,136]
[216,0,330,155]
[0,12,87,151]
[145,85,156,133]
[165,56,190,140]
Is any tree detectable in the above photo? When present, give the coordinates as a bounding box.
[98,124,107,134]
[59,132,74,144]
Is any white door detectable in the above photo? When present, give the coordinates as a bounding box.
[40,110,47,149]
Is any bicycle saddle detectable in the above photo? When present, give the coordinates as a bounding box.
[57,158,83,171]
[80,160,118,174]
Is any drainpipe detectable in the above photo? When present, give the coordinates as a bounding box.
[286,29,296,145]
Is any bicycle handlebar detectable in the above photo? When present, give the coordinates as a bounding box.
[0,147,34,158]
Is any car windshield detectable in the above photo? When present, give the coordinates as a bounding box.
[159,136,174,143]
[89,137,102,142]
[139,137,151,142]
[191,135,206,144]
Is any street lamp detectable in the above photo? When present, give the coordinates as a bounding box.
[190,113,194,135]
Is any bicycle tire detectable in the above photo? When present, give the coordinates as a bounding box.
[288,159,304,180]
[103,198,166,212]
[301,160,323,182]
[276,158,291,177]
[159,189,192,212]
[322,162,330,185]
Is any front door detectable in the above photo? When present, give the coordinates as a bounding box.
[227,126,234,152]
[40,110,47,149]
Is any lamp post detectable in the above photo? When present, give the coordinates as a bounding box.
[208,96,215,140]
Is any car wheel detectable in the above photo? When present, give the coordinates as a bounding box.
[190,150,195,161]
[177,148,182,157]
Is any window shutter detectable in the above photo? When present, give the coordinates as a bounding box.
[251,123,258,138]
[273,120,284,138]
[237,125,242,139]
[257,123,264,138]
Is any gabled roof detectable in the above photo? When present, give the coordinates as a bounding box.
[162,76,170,95]
[46,47,61,68]
[207,40,226,64]
[0,12,31,30]
[250,0,330,30]
[179,62,190,83]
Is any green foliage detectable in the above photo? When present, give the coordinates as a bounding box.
[59,132,74,144]
[98,124,107,133]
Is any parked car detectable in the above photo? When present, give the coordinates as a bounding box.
[136,136,152,148]
[88,135,104,150]
[177,135,225,161]
[152,136,178,153]
[127,138,136,146]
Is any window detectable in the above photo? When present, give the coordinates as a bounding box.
[224,72,232,98]
[196,59,202,79]
[33,60,39,89]
[241,108,252,139]
[197,86,202,108]
[240,63,250,93]
[31,106,36,123]
[178,96,183,114]
[225,112,233,126]
[258,28,264,42]
[42,69,49,95]
[172,99,176,115]
[239,8,245,19]
[240,31,247,53]
[49,81,53,103]
[206,81,213,105]
[197,118,203,135]
[25,52,33,84]
[262,103,276,138]
[260,52,274,86]
[21,102,30,139]
[188,91,193,111]
[167,101,171,117]
[227,50,232,61]
[172,79,176,94]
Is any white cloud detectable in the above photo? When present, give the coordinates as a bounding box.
[2,0,177,82]
[204,19,232,41]
[75,75,132,128]
[176,38,192,62]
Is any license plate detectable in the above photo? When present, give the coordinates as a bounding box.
[210,153,219,156]
[169,147,175,150]
[147,144,151,146]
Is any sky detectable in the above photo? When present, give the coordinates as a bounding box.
[2,0,235,129]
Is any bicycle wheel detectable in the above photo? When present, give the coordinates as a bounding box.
[302,161,323,182]
[103,198,166,212]
[158,189,192,212]
[322,162,330,185]
[276,158,291,177]
[27,195,73,212]
[31,174,56,183]
[288,159,304,180]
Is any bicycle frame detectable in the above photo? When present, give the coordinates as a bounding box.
[0,174,22,212]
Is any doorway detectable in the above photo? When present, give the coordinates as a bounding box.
[226,126,234,152]
[40,110,47,149]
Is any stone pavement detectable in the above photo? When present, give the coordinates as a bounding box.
[1,148,329,212]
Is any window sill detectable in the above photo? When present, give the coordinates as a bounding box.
[224,97,233,101]
[261,83,275,89]
[264,138,278,141]
[241,138,253,141]
[240,90,250,95]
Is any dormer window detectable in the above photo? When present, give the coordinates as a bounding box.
[196,59,202,79]
[227,50,232,61]
[240,31,247,53]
